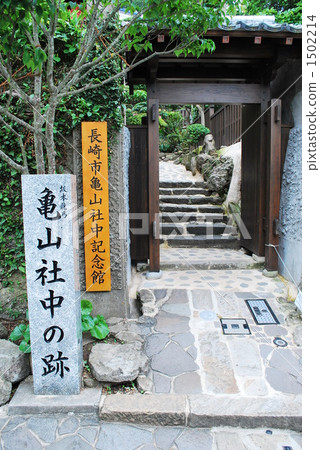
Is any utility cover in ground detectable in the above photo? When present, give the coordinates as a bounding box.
[245,299,279,325]
[220,318,251,335]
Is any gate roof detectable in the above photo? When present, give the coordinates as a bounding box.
[126,17,302,87]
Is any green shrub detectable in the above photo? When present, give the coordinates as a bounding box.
[159,111,183,137]
[159,141,171,153]
[126,111,146,125]
[159,111,184,152]
[184,124,210,146]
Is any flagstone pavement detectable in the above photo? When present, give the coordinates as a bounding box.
[0,408,302,449]
[1,278,302,449]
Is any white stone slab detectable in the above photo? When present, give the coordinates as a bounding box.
[22,175,82,395]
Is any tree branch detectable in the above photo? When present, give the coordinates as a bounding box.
[56,0,105,93]
[58,42,190,99]
[56,1,154,95]
[0,148,28,174]
[0,56,34,105]
[0,106,36,135]
[0,116,29,173]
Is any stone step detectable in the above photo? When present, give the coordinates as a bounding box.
[138,259,263,272]
[160,204,224,214]
[137,248,264,272]
[186,223,237,236]
[159,195,222,206]
[159,187,211,196]
[160,222,237,236]
[159,181,205,189]
[161,235,240,249]
[160,212,228,224]
[100,393,301,431]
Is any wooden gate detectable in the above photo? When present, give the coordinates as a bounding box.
[128,82,282,272]
[128,125,149,263]
[241,99,282,271]
[265,99,282,271]
[241,104,265,256]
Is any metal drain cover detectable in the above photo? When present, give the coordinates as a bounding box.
[274,337,288,347]
[245,299,279,325]
[220,318,251,335]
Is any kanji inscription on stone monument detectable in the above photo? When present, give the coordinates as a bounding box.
[22,175,82,395]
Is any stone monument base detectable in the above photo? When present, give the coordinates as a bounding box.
[8,379,101,417]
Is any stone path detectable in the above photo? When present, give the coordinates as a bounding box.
[160,160,203,182]
[0,407,302,449]
[140,289,301,400]
[141,268,287,294]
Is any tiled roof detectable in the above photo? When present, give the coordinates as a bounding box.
[219,16,302,33]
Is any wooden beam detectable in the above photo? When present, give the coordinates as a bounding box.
[265,99,282,271]
[256,87,270,256]
[148,82,263,104]
[147,96,160,272]
[147,56,159,83]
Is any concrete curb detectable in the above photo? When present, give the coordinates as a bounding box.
[100,393,302,432]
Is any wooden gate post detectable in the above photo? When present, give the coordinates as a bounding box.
[265,99,282,271]
[147,98,160,272]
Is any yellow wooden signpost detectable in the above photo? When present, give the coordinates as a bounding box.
[81,122,111,291]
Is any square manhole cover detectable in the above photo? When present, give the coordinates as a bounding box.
[220,318,251,335]
[245,299,279,325]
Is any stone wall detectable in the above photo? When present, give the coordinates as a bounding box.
[278,91,302,289]
[270,59,302,126]
[270,59,302,289]
[73,127,131,318]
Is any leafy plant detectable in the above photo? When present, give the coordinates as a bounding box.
[83,360,91,372]
[159,111,184,152]
[183,124,210,146]
[81,299,110,340]
[0,0,239,175]
[9,300,110,354]
[243,0,302,24]
[9,311,31,353]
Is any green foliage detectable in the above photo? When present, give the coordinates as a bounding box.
[0,0,242,175]
[54,17,124,137]
[243,0,302,24]
[158,112,211,153]
[0,0,242,280]
[8,301,110,354]
[0,10,123,281]
[83,360,91,372]
[0,162,28,283]
[126,111,146,126]
[123,0,239,57]
[81,299,110,340]
[160,111,183,136]
[183,124,210,146]
[9,311,31,353]
[124,86,147,125]
[159,111,184,152]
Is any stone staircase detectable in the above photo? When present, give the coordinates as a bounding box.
[159,180,240,249]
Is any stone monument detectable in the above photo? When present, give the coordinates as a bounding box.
[21,174,82,395]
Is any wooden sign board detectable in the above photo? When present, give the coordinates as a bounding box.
[81,122,111,291]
